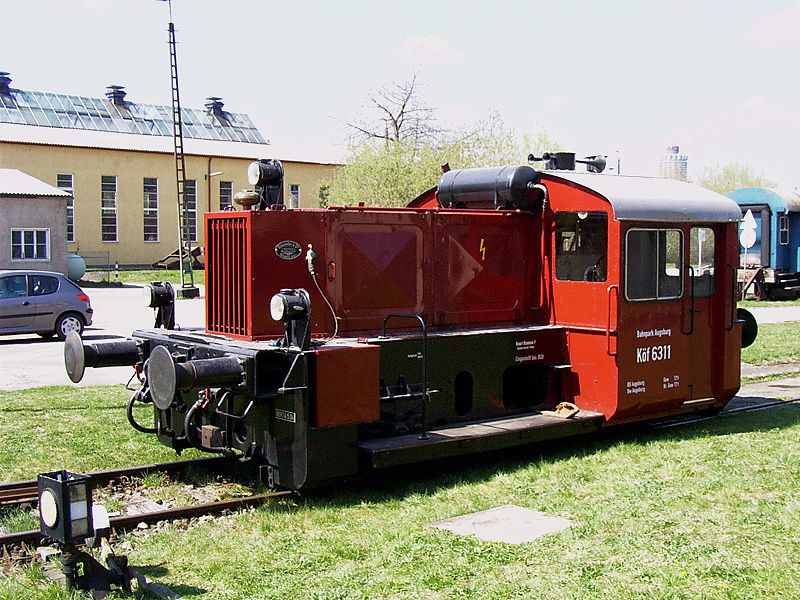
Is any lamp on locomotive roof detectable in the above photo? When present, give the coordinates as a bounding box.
[247,159,285,210]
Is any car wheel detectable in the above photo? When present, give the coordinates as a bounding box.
[55,313,85,340]
[38,331,56,339]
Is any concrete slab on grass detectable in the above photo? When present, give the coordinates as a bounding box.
[429,504,572,544]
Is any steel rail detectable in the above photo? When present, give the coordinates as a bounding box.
[0,491,290,550]
[0,456,230,508]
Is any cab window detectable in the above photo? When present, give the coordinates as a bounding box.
[689,227,715,298]
[626,229,683,300]
[31,275,59,296]
[555,212,608,282]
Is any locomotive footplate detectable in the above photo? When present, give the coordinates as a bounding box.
[357,409,605,469]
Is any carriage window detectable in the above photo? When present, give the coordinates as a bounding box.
[625,229,683,301]
[779,215,789,245]
[690,227,715,298]
[555,212,608,282]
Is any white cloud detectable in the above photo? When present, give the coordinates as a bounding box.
[394,35,463,65]
[742,0,800,48]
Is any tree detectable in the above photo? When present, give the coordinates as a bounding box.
[331,74,562,207]
[346,71,440,145]
[696,162,775,194]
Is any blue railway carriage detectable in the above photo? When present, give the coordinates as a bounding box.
[727,187,800,299]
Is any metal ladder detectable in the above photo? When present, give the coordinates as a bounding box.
[168,20,195,294]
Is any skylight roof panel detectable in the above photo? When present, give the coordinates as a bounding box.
[42,108,61,127]
[46,94,65,111]
[5,106,25,124]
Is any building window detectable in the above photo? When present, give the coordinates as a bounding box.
[690,227,715,298]
[143,177,159,242]
[57,173,75,243]
[555,212,608,282]
[101,175,117,242]
[11,229,50,260]
[625,228,683,301]
[184,179,197,242]
[219,181,232,210]
[289,184,300,208]
[779,214,789,245]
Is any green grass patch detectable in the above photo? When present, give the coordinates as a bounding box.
[742,321,800,365]
[0,506,38,534]
[741,371,799,385]
[0,386,198,482]
[2,397,800,598]
[739,298,800,308]
[115,269,205,286]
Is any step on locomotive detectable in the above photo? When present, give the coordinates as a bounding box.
[64,152,757,490]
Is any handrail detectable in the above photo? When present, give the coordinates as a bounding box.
[606,285,619,356]
[683,266,695,335]
[381,314,429,440]
[726,264,737,331]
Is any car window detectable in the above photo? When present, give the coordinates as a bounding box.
[0,275,28,299]
[31,275,60,296]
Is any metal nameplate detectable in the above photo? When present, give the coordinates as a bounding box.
[275,409,297,423]
[275,240,302,260]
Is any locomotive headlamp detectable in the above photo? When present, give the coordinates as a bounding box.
[248,159,284,187]
[38,470,93,543]
[143,281,175,329]
[144,281,174,308]
[270,288,310,322]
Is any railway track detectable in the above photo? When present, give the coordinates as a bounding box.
[0,456,230,509]
[1,397,797,553]
[0,491,289,550]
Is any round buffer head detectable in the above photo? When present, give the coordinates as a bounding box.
[148,345,178,411]
[64,331,85,383]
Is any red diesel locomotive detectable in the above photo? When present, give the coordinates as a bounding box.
[65,153,755,490]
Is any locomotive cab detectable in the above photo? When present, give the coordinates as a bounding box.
[542,172,744,422]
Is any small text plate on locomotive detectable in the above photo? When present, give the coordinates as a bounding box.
[275,240,302,260]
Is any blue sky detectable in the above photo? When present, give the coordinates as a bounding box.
[4,0,799,186]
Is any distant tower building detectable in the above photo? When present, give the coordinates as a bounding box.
[659,145,688,180]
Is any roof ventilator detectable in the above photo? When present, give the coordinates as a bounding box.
[0,72,12,96]
[205,97,229,123]
[105,85,127,106]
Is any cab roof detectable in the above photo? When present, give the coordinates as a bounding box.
[545,171,742,223]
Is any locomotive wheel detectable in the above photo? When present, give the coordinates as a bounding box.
[737,308,758,349]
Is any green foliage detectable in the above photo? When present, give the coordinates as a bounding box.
[697,162,776,194]
[329,114,562,207]
[741,321,800,364]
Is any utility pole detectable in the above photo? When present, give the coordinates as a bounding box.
[160,0,199,298]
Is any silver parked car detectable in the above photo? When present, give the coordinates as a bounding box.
[0,270,93,340]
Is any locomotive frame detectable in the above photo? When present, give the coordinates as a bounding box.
[65,160,751,490]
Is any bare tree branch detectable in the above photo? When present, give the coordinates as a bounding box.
[344,71,444,146]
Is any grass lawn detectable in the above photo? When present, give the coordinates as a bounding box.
[79,268,206,287]
[739,298,800,308]
[1,387,800,598]
[114,269,205,287]
[742,321,800,365]
[0,386,198,482]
